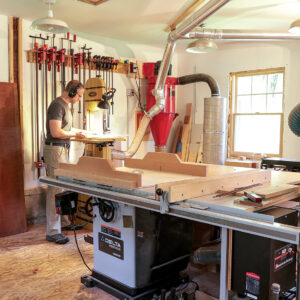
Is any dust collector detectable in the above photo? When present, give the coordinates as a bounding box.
[143,61,227,164]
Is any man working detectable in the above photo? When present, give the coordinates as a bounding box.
[43,80,86,244]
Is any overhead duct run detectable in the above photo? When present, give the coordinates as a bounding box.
[111,0,232,160]
[185,29,300,41]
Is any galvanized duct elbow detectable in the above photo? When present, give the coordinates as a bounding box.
[147,0,232,119]
[178,74,220,97]
[288,103,300,136]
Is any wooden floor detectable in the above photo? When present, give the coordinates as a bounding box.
[0,224,116,300]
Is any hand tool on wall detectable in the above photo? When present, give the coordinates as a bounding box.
[68,33,77,123]
[87,50,92,79]
[110,57,115,114]
[81,44,91,130]
[82,45,87,129]
[34,40,42,177]
[94,55,101,78]
[29,34,48,177]
[56,48,65,91]
[39,35,49,152]
[101,56,105,81]
[60,34,70,93]
[47,46,56,92]
[75,52,83,119]
[51,34,57,99]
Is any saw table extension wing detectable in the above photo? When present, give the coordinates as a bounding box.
[53,152,290,207]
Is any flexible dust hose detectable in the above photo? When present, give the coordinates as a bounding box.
[288,103,300,136]
[177,73,220,96]
[111,115,151,160]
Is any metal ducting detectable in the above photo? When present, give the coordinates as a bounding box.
[147,0,231,120]
[112,0,300,161]
[203,97,227,165]
[112,0,231,160]
[288,103,300,136]
[185,29,300,41]
[178,73,226,165]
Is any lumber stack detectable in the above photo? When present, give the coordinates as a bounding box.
[172,103,203,163]
[235,184,300,208]
[180,103,192,161]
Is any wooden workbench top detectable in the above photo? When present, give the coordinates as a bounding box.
[71,136,126,143]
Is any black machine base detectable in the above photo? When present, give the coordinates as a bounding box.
[81,274,157,300]
[81,272,185,300]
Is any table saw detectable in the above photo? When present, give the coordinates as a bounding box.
[39,152,300,300]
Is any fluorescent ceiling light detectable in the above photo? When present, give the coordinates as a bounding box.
[186,39,218,54]
[289,19,300,34]
[31,0,69,34]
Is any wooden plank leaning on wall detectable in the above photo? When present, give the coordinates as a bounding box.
[0,17,27,237]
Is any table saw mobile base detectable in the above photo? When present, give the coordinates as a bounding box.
[39,176,300,300]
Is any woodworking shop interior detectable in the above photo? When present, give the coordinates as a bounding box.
[3,0,300,299]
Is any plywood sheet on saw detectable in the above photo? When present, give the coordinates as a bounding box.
[55,156,142,189]
[55,155,199,189]
[125,152,207,176]
[119,167,198,187]
[157,169,272,203]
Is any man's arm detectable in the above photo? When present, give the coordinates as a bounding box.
[49,120,85,139]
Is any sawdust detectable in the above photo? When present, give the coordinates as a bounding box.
[0,224,116,300]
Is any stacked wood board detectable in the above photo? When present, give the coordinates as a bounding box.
[173,103,203,163]
[234,184,300,208]
[179,103,193,161]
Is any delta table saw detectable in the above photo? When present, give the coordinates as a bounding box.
[39,153,300,300]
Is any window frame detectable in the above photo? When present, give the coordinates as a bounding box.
[228,67,285,158]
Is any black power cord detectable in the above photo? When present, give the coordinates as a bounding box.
[70,197,115,272]
[71,214,93,272]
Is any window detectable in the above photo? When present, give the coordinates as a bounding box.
[229,68,284,157]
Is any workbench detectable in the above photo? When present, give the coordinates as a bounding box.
[39,153,300,300]
[72,136,126,159]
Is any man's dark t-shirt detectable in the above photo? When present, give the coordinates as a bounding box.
[45,97,72,144]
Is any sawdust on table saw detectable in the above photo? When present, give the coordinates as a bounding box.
[0,224,116,300]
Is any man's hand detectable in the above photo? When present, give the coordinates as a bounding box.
[75,132,86,139]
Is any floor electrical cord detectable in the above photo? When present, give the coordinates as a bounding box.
[71,214,93,272]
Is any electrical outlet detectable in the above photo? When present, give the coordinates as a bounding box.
[130,62,138,73]
[126,88,134,96]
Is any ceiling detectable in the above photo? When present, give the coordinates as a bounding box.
[0,0,300,46]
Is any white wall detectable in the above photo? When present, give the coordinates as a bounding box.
[20,19,175,189]
[176,41,300,159]
[0,14,9,82]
